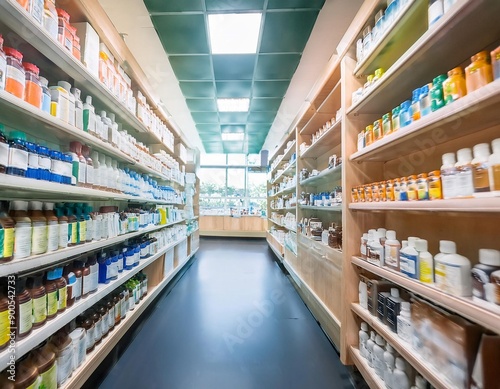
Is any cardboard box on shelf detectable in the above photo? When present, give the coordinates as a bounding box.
[73,22,100,78]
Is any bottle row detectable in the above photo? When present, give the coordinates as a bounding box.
[296,219,342,250]
[269,152,296,183]
[358,280,496,389]
[352,139,500,203]
[299,156,342,182]
[269,194,296,210]
[305,110,341,150]
[0,271,149,388]
[298,187,343,208]
[0,200,183,262]
[269,140,295,173]
[360,227,500,304]
[269,174,296,196]
[270,212,296,231]
[356,47,500,149]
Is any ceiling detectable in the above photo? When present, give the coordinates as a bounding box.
[143,0,325,154]
[99,0,362,153]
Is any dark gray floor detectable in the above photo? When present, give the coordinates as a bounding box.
[98,237,355,389]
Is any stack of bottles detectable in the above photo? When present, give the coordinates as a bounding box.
[270,174,296,195]
[269,140,295,173]
[299,187,342,207]
[352,67,385,105]
[356,48,500,151]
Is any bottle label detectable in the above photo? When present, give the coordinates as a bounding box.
[31,224,48,255]
[14,225,32,259]
[39,155,51,170]
[83,274,92,295]
[91,263,99,291]
[32,296,47,324]
[18,299,33,335]
[6,65,24,87]
[3,228,14,258]
[59,222,68,249]
[108,306,115,328]
[121,298,127,318]
[126,253,134,267]
[0,310,9,346]
[69,222,78,244]
[384,243,399,269]
[435,262,467,296]
[419,256,434,283]
[86,218,93,242]
[400,253,418,279]
[28,151,39,169]
[58,285,67,310]
[47,223,59,252]
[79,220,86,243]
[0,142,8,167]
[56,346,73,385]
[94,318,101,342]
[489,165,500,191]
[8,147,28,170]
[30,0,44,24]
[428,1,444,26]
[86,165,94,185]
[107,262,118,279]
[86,326,95,351]
[456,169,474,197]
[397,316,412,343]
[47,290,58,316]
[39,362,57,389]
[78,161,86,184]
[73,276,82,300]
[0,54,6,90]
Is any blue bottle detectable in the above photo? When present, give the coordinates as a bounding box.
[419,84,432,117]
[37,146,51,181]
[26,142,40,179]
[399,100,412,127]
[7,131,28,177]
[97,251,111,284]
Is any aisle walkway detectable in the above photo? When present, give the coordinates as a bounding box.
[98,238,355,389]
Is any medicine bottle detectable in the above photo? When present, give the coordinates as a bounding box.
[443,66,467,105]
[434,240,472,297]
[44,271,59,321]
[430,74,447,112]
[27,274,47,328]
[82,258,93,298]
[43,0,59,41]
[71,87,84,130]
[400,237,419,279]
[393,357,410,389]
[64,267,76,308]
[82,145,94,188]
[384,230,400,271]
[29,201,48,255]
[23,62,42,109]
[9,200,32,260]
[0,35,6,91]
[87,255,99,294]
[76,313,95,354]
[49,267,67,313]
[54,205,69,249]
[471,249,500,301]
[419,84,431,117]
[416,239,433,284]
[428,170,442,200]
[472,143,491,193]
[50,330,73,386]
[12,354,39,389]
[373,335,386,379]
[30,341,57,389]
[372,119,383,142]
[396,302,412,343]
[69,327,86,369]
[399,100,411,127]
[15,277,33,339]
[410,88,421,122]
[455,148,474,197]
[64,204,78,246]
[440,153,458,199]
[4,47,25,99]
[89,309,103,346]
[0,201,14,262]
[359,322,369,359]
[58,81,75,127]
[0,125,8,174]
[366,331,376,367]
[0,281,8,350]
[96,303,109,339]
[7,131,29,177]
[465,50,493,93]
[428,0,444,27]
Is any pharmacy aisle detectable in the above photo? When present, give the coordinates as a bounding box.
[95,238,356,389]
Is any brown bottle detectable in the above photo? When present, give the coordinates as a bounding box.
[81,258,92,298]
[26,274,47,328]
[14,277,32,339]
[87,255,99,294]
[50,330,73,386]
[76,313,95,354]
[105,297,115,333]
[0,201,14,262]
[72,260,84,301]
[89,309,102,345]
[13,354,39,389]
[0,280,9,349]
[113,292,121,326]
[28,201,48,255]
[44,271,58,321]
[0,125,8,174]
[63,265,76,308]
[43,202,59,253]
[9,201,32,260]
[54,268,67,313]
[30,341,56,389]
[96,303,109,339]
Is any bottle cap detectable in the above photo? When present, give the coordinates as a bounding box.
[386,230,396,240]
[363,233,369,239]
[473,143,491,159]
[440,240,457,254]
[368,229,376,235]
[57,81,72,92]
[361,322,368,332]
[401,301,410,311]
[415,239,428,252]
[479,249,500,266]
[375,334,385,346]
[85,95,93,104]
[390,288,400,298]
[22,62,39,74]
[28,201,43,210]
[401,240,408,249]
[491,138,500,154]
[442,152,456,166]
[395,357,406,370]
[457,148,473,163]
[400,100,411,110]
[10,200,29,211]
[377,228,387,237]
[385,344,394,353]
[407,237,419,247]
[415,375,428,389]
[370,331,376,340]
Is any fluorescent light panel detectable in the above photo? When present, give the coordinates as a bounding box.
[217,98,250,112]
[222,133,245,141]
[208,13,262,54]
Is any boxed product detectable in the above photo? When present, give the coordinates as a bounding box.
[73,22,100,78]
[164,248,174,276]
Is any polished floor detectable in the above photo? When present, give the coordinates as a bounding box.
[98,238,356,389]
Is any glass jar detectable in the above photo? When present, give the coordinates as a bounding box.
[4,47,25,99]
[465,50,494,93]
[27,274,47,328]
[0,35,6,91]
[443,67,467,105]
[23,62,42,109]
[430,74,447,112]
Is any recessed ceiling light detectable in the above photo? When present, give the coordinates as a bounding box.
[222,133,245,141]
[208,13,262,54]
[217,98,250,112]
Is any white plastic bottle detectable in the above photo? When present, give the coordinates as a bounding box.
[384,343,396,389]
[108,113,120,148]
[359,322,370,359]
[400,237,419,279]
[368,231,384,266]
[100,111,111,143]
[411,375,428,389]
[373,334,386,379]
[416,239,433,284]
[91,151,102,189]
[58,81,75,127]
[112,160,120,193]
[105,156,114,191]
[366,331,376,367]
[99,153,108,190]
[488,138,500,192]
[71,87,84,130]
[384,230,401,271]
[441,152,458,199]
[360,233,369,259]
[455,148,475,197]
[434,240,472,296]
[83,96,97,135]
[472,143,491,194]
[396,302,412,343]
[393,357,410,389]
[378,228,387,247]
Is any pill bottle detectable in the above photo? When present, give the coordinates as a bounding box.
[23,62,42,108]
[27,273,47,328]
[443,66,467,104]
[9,200,32,260]
[0,35,6,91]
[472,143,491,193]
[465,50,493,93]
[4,47,25,99]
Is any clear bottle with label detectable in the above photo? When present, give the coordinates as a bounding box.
[74,203,86,245]
[99,153,108,190]
[416,239,433,284]
[0,201,15,262]
[455,148,475,197]
[7,131,29,177]
[105,156,114,191]
[373,334,386,379]
[28,201,48,255]
[472,249,500,301]
[435,240,472,297]
[9,200,32,260]
[27,274,47,328]
[472,143,491,193]
[400,237,419,279]
[100,111,112,143]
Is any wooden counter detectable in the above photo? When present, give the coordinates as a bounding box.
[200,215,267,237]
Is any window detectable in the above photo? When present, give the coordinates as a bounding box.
[198,168,226,197]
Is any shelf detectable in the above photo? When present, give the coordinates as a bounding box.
[0,0,174,151]
[351,256,500,334]
[270,185,296,197]
[349,197,500,213]
[353,0,426,77]
[350,78,500,162]
[347,0,500,115]
[268,219,296,232]
[300,80,341,136]
[271,160,297,184]
[300,164,342,187]
[349,347,385,389]
[0,219,186,276]
[299,205,343,212]
[300,120,342,159]
[0,237,191,370]
[60,247,198,388]
[0,174,183,205]
[352,303,449,389]
[270,140,296,175]
[271,206,297,212]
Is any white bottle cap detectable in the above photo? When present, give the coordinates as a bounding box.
[401,240,408,249]
[361,322,368,331]
[100,111,107,118]
[408,237,419,247]
[85,96,93,104]
[28,201,43,210]
[401,301,410,311]
[109,113,116,121]
[11,200,29,211]
[440,240,456,254]
[395,357,406,370]
[386,230,396,240]
[415,375,428,389]
[386,343,394,353]
[43,202,54,211]
[479,249,500,266]
[368,231,375,240]
[473,143,491,159]
[491,138,500,154]
[368,229,377,235]
[442,152,456,166]
[377,228,387,237]
[375,334,385,346]
[363,233,369,239]
[390,288,400,298]
[57,80,72,92]
[370,331,376,340]
[457,148,473,163]
[415,239,428,252]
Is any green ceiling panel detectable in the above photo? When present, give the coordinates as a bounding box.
[267,0,325,9]
[247,111,276,124]
[223,142,244,153]
[247,133,267,142]
[199,133,221,141]
[203,143,225,153]
[169,56,213,81]
[186,98,217,111]
[206,0,265,11]
[196,124,221,132]
[152,15,209,54]
[260,11,319,53]
[250,98,282,111]
[218,112,248,124]
[255,54,301,80]
[253,81,290,97]
[179,82,216,98]
[221,125,245,133]
[216,81,252,98]
[191,112,220,123]
[144,0,203,13]
[246,124,271,134]
[212,55,255,80]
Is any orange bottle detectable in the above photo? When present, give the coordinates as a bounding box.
[23,62,42,109]
[465,51,494,93]
[16,0,29,11]
[4,47,25,99]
